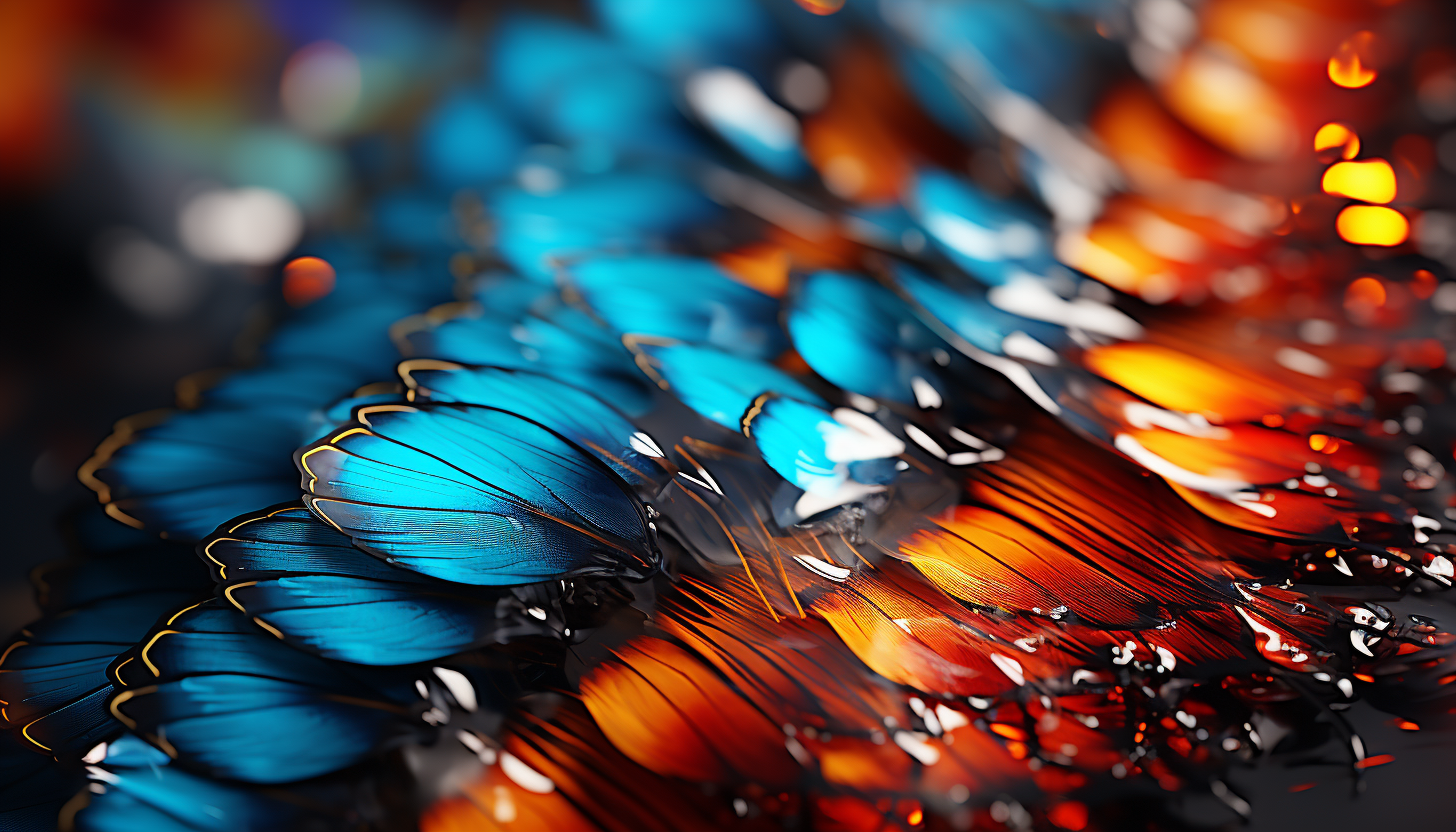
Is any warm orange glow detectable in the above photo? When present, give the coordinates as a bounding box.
[1056,223,1175,300]
[989,723,1029,741]
[905,506,1139,624]
[1413,269,1438,300]
[906,808,924,826]
[282,256,336,306]
[1092,85,1218,184]
[423,705,743,832]
[1086,343,1291,422]
[1163,49,1297,160]
[1328,32,1378,88]
[1321,159,1396,204]
[579,638,801,786]
[794,0,845,14]
[801,46,958,204]
[1313,123,1360,160]
[716,243,791,297]
[1131,423,1377,489]
[1336,205,1409,246]
[1354,753,1395,769]
[813,584,1009,696]
[655,580,906,733]
[1344,276,1387,311]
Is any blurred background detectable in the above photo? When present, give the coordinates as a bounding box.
[0,0,543,631]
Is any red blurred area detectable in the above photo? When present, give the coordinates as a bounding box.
[0,0,275,189]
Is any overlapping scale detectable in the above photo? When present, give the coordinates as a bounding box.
[632,341,825,430]
[203,505,550,665]
[395,275,655,414]
[399,361,666,489]
[0,544,208,757]
[567,255,788,359]
[71,735,313,832]
[109,602,424,783]
[297,403,658,585]
[788,271,948,405]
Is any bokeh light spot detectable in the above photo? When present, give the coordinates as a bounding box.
[1321,159,1396,204]
[282,256,337,307]
[1336,205,1409,246]
[1344,276,1387,323]
[178,187,304,265]
[794,0,845,14]
[1313,123,1360,160]
[1329,32,1378,88]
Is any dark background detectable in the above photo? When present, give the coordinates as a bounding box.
[0,176,251,632]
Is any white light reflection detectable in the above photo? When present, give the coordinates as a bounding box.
[432,667,478,712]
[893,730,941,765]
[686,68,800,153]
[792,554,852,581]
[1114,433,1272,517]
[987,277,1144,340]
[179,188,303,266]
[499,752,554,794]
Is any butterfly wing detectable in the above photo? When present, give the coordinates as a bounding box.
[401,362,665,488]
[298,404,658,585]
[110,603,422,783]
[205,505,551,665]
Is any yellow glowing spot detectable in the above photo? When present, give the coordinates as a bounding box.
[1328,32,1377,89]
[1308,434,1331,452]
[1336,205,1409,247]
[1313,123,1360,160]
[907,808,924,825]
[794,0,844,15]
[1322,159,1396,204]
